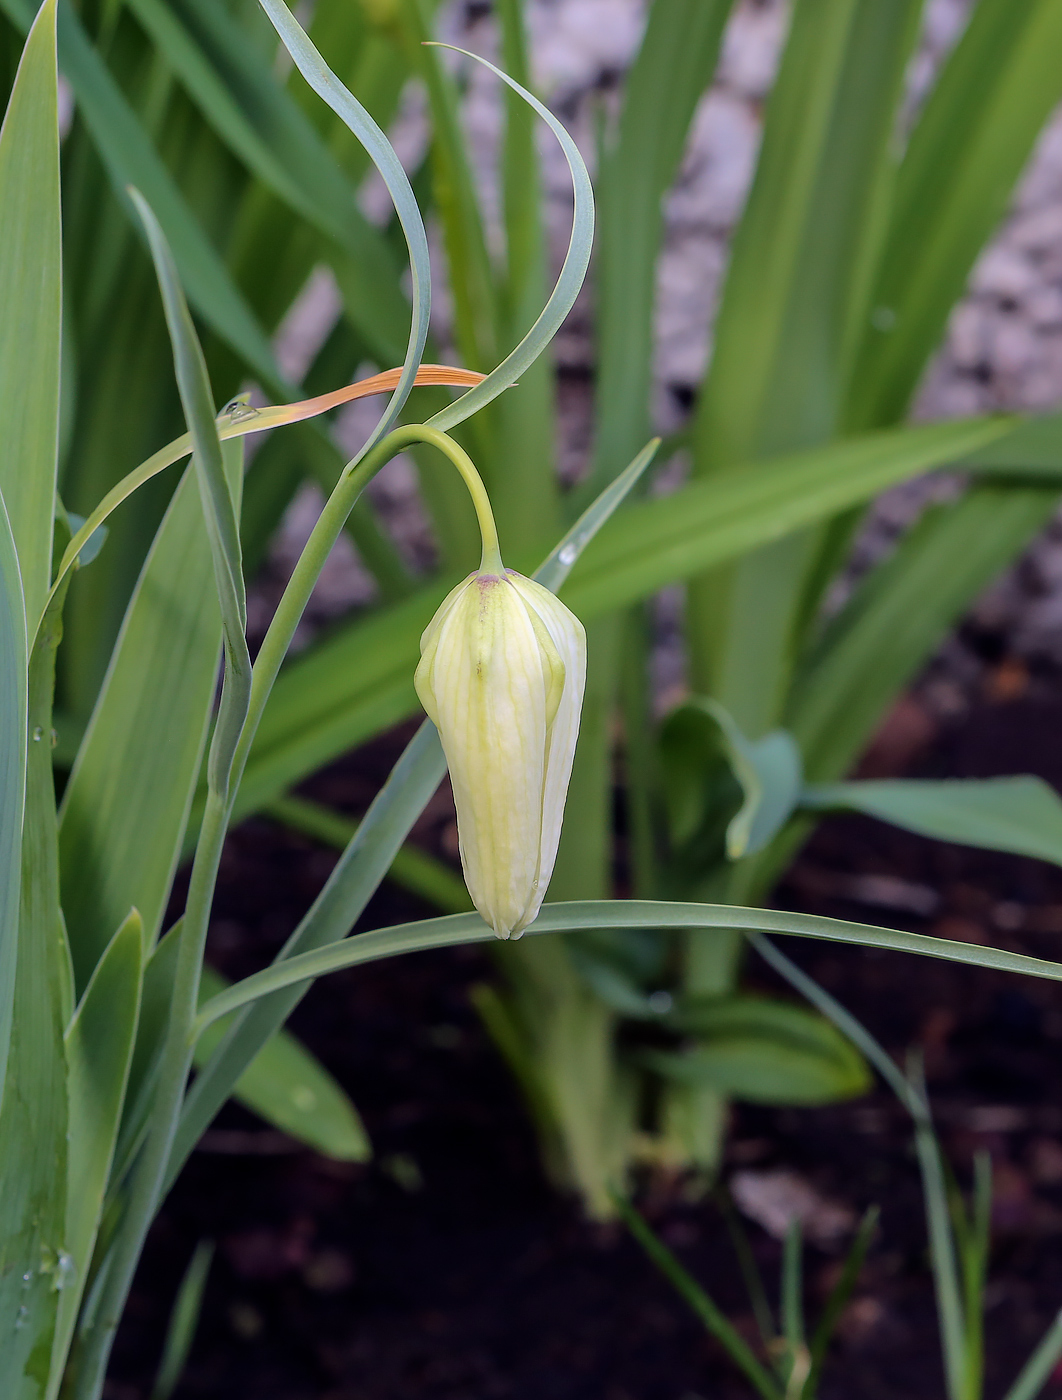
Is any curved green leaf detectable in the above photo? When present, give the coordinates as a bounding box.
[424,44,594,433]
[195,898,1062,1035]
[196,965,369,1162]
[656,993,870,1104]
[256,0,429,451]
[804,776,1062,867]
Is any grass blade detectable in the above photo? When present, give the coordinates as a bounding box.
[909,1059,967,1400]
[1003,1311,1062,1400]
[149,1240,214,1400]
[746,936,967,1399]
[614,1193,782,1400]
[806,1206,878,1392]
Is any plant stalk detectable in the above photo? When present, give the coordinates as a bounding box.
[69,422,496,1399]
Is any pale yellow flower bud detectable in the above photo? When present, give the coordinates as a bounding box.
[415,568,586,939]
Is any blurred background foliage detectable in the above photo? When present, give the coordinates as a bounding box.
[11,0,1062,1219]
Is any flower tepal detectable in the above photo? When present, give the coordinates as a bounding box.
[415,568,586,939]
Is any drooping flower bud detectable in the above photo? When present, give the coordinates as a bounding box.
[415,568,586,939]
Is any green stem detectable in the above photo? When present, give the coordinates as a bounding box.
[70,424,497,1400]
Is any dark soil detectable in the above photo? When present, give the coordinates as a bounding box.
[104,688,1062,1400]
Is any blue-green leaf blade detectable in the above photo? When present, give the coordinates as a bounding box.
[195,965,369,1162]
[53,911,143,1389]
[0,0,60,630]
[804,776,1062,867]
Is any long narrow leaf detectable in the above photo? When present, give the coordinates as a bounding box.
[803,776,1062,867]
[424,44,594,434]
[0,0,284,393]
[588,0,732,492]
[0,583,70,1395]
[256,0,429,452]
[848,0,1062,429]
[0,0,60,630]
[59,446,242,990]
[195,899,1062,1033]
[0,494,26,1107]
[126,0,410,366]
[52,911,143,1393]
[131,189,251,792]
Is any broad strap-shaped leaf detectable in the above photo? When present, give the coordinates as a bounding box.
[587,0,732,493]
[51,911,143,1395]
[788,484,1058,781]
[641,995,870,1105]
[803,776,1062,867]
[113,926,367,1183]
[687,0,924,735]
[0,494,26,1109]
[125,0,410,367]
[0,0,284,394]
[59,443,242,991]
[0,8,66,1390]
[0,0,60,630]
[661,698,803,861]
[848,0,1062,430]
[196,965,369,1162]
[0,583,70,1399]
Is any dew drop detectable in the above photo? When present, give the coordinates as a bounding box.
[557,544,577,566]
[50,729,58,749]
[647,990,673,1015]
[14,1305,28,1330]
[31,726,42,742]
